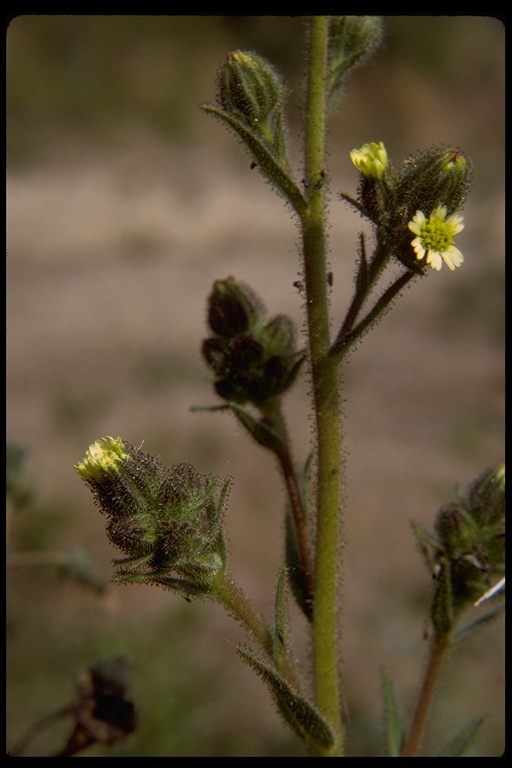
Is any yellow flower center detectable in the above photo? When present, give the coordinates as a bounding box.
[418,218,454,253]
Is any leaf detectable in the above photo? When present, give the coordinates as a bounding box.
[272,567,289,666]
[201,104,307,216]
[285,504,312,621]
[430,557,455,637]
[237,645,334,750]
[355,232,369,295]
[338,191,368,217]
[380,668,405,756]
[60,548,107,594]
[439,716,488,756]
[229,403,285,453]
[453,603,505,646]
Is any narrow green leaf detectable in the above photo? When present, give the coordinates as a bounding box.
[338,191,369,217]
[60,548,107,594]
[355,232,369,295]
[439,716,488,756]
[237,645,334,750]
[453,603,505,646]
[201,104,307,216]
[285,504,312,621]
[380,668,404,756]
[229,403,285,453]
[431,558,455,636]
[272,567,289,665]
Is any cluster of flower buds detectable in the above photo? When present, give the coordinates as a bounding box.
[202,277,302,408]
[348,142,473,273]
[413,464,505,636]
[74,437,231,598]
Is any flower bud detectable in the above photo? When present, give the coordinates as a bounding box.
[396,146,473,221]
[263,314,295,357]
[414,464,505,635]
[207,276,264,338]
[348,141,395,225]
[466,463,505,528]
[75,437,231,596]
[217,50,288,163]
[350,141,389,181]
[327,16,383,113]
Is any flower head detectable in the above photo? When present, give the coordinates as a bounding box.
[350,141,388,180]
[75,436,130,483]
[408,205,464,271]
[75,437,231,597]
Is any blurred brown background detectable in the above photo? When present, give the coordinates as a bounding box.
[7,16,504,756]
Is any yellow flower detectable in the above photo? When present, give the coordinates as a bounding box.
[350,141,388,179]
[408,205,464,271]
[74,436,129,483]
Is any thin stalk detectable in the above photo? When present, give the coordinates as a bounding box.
[401,633,451,756]
[8,705,76,756]
[215,572,274,656]
[330,236,403,359]
[302,16,344,754]
[330,270,416,359]
[214,571,303,692]
[271,403,315,617]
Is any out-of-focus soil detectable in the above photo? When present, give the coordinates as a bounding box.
[7,134,504,754]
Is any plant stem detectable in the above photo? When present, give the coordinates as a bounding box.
[215,572,274,656]
[272,403,315,618]
[331,270,416,359]
[215,571,303,692]
[401,633,451,756]
[302,16,344,755]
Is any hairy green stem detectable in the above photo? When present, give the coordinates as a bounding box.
[330,270,416,359]
[302,16,344,755]
[214,571,303,692]
[215,572,274,656]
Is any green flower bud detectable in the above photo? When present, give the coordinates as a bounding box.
[467,463,505,529]
[207,276,264,338]
[327,16,383,113]
[217,50,288,163]
[263,314,295,357]
[396,146,473,221]
[75,437,231,597]
[414,464,505,635]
